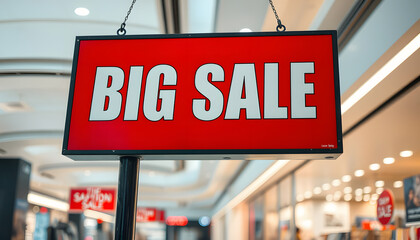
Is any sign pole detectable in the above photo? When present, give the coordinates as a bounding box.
[114,156,140,240]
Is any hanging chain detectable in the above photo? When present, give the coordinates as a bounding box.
[117,0,137,35]
[268,0,286,32]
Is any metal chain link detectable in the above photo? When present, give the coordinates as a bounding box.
[268,0,286,32]
[117,0,137,35]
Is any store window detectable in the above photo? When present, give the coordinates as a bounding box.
[279,176,292,240]
[249,195,264,240]
[264,185,279,240]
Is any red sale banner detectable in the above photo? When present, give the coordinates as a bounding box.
[63,31,342,160]
[136,208,165,222]
[69,187,116,212]
[377,189,394,225]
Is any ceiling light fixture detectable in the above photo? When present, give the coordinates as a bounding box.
[304,191,312,199]
[240,28,252,32]
[342,175,352,182]
[354,170,364,177]
[363,194,370,202]
[332,179,341,187]
[313,187,322,195]
[27,192,69,212]
[75,7,90,16]
[326,194,333,202]
[400,150,413,158]
[376,188,384,194]
[296,195,304,202]
[343,187,352,194]
[375,180,384,188]
[363,186,372,193]
[393,180,403,188]
[341,33,420,114]
[322,183,331,191]
[383,157,395,164]
[344,194,352,201]
[369,163,380,171]
[84,210,114,223]
[355,188,363,196]
[355,195,363,202]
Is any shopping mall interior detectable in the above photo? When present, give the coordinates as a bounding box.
[0,0,419,239]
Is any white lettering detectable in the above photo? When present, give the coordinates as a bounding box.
[264,63,287,119]
[124,66,144,120]
[291,62,316,119]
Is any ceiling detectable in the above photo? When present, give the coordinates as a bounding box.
[0,0,419,218]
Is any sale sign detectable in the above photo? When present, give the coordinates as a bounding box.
[69,187,116,212]
[63,31,342,160]
[377,189,394,225]
[136,208,165,222]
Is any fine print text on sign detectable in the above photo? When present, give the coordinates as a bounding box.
[63,31,342,160]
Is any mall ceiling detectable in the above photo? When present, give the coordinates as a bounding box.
[0,0,419,215]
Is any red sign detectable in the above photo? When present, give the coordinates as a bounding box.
[377,189,394,225]
[166,216,188,226]
[63,31,342,160]
[69,187,116,212]
[136,208,165,222]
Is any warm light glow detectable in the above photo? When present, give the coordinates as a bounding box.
[322,183,331,191]
[326,194,333,202]
[400,150,413,158]
[343,187,352,194]
[27,192,69,212]
[375,180,385,188]
[332,179,341,187]
[393,180,403,188]
[74,7,90,16]
[84,210,114,223]
[383,157,395,164]
[296,194,304,202]
[313,187,322,195]
[355,195,363,202]
[376,188,384,194]
[369,163,380,171]
[363,186,372,193]
[363,194,370,202]
[304,191,312,199]
[341,33,420,114]
[371,194,379,201]
[342,175,352,182]
[355,188,363,196]
[354,170,365,177]
[333,191,342,201]
[344,194,352,201]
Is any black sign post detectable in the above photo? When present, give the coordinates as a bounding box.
[114,156,140,240]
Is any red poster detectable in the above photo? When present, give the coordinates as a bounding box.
[137,208,165,222]
[377,189,394,225]
[69,187,116,212]
[63,31,342,160]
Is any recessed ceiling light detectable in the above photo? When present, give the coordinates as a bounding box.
[326,194,333,202]
[313,187,322,195]
[376,188,383,194]
[296,194,304,202]
[322,183,331,191]
[363,194,370,202]
[393,180,403,188]
[355,188,363,196]
[333,191,342,201]
[369,163,380,171]
[383,157,395,164]
[344,194,352,201]
[355,195,363,202]
[304,191,312,199]
[400,150,413,158]
[332,179,341,187]
[375,180,384,188]
[342,175,352,182]
[343,187,352,194]
[363,186,372,193]
[75,7,90,16]
[354,170,364,177]
[240,28,252,32]
[371,194,379,201]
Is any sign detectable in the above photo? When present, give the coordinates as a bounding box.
[404,174,420,226]
[69,187,116,212]
[166,216,188,226]
[136,207,165,222]
[63,31,342,160]
[377,189,394,225]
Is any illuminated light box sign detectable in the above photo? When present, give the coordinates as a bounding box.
[63,31,342,160]
[69,187,116,212]
[136,207,165,223]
